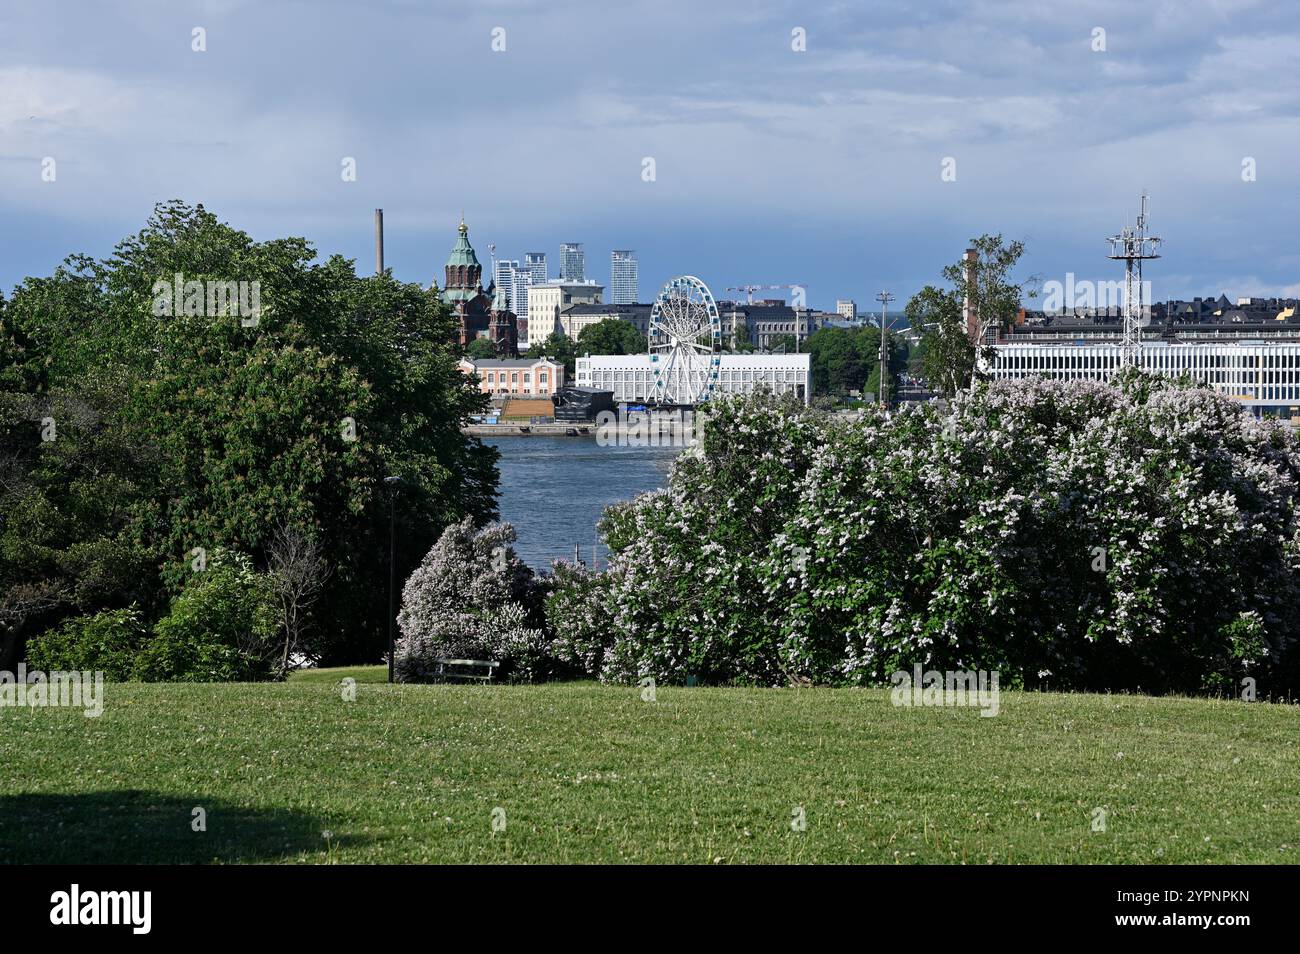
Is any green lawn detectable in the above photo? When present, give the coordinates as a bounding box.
[1,675,1296,863]
[286,664,390,685]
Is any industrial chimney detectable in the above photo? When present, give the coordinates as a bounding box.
[374,209,385,275]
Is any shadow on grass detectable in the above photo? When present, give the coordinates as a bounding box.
[0,790,356,864]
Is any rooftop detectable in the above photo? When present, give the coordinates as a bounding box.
[561,303,652,316]
[460,357,562,368]
[445,218,480,269]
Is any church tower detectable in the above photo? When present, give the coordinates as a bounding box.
[445,217,483,293]
[489,282,519,357]
[441,217,493,346]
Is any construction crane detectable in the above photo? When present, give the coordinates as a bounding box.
[725,283,806,305]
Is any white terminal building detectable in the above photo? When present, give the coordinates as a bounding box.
[576,353,812,405]
[985,322,1300,417]
[982,198,1300,418]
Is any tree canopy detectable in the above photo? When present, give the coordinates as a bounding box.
[0,201,498,669]
[576,318,646,357]
[804,325,906,400]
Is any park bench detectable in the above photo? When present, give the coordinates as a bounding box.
[433,658,499,684]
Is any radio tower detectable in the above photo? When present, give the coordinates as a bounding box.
[1107,193,1162,368]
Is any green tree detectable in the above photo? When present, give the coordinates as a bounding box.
[575,318,646,356]
[0,201,499,666]
[805,326,904,400]
[941,234,1032,389]
[526,331,577,378]
[0,382,161,670]
[906,285,972,397]
[466,336,497,360]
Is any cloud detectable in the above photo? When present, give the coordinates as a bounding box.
[0,0,1298,306]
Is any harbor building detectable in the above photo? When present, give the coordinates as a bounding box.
[575,353,812,405]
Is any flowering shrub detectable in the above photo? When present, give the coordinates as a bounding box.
[394,518,553,682]
[542,559,616,677]
[557,378,1300,694]
[591,393,834,684]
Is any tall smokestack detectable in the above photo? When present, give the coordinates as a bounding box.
[374,209,385,275]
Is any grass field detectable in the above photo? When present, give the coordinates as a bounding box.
[2,669,1296,864]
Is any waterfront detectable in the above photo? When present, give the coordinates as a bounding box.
[485,436,682,570]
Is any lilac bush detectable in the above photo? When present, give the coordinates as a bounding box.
[561,378,1300,694]
[394,518,552,682]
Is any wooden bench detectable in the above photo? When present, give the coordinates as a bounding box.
[433,658,499,684]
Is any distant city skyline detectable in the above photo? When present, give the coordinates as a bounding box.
[2,1,1299,310]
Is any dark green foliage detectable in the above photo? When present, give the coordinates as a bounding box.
[804,325,905,399]
[465,336,498,359]
[25,607,149,681]
[525,331,577,377]
[136,551,279,682]
[576,318,646,357]
[0,201,499,673]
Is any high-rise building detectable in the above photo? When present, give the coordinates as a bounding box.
[525,252,547,284]
[610,250,638,305]
[512,268,532,325]
[493,260,520,309]
[836,299,858,320]
[560,243,584,282]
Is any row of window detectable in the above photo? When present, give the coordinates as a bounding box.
[584,373,805,392]
[997,348,1300,372]
[993,362,1300,403]
[482,371,550,384]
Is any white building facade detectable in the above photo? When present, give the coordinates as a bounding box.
[525,281,603,347]
[511,269,532,325]
[986,340,1300,416]
[492,260,519,308]
[576,353,812,405]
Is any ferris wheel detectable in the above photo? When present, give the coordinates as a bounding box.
[648,275,722,405]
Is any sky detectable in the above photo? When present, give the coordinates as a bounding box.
[2,0,1299,312]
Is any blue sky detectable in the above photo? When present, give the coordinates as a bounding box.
[2,0,1298,311]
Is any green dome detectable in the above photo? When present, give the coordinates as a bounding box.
[446,218,480,268]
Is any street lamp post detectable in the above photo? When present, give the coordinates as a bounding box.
[876,291,896,409]
[383,475,403,683]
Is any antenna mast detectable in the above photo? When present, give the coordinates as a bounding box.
[1107,193,1162,368]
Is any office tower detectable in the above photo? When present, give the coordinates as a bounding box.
[836,299,857,320]
[525,252,547,284]
[512,269,532,324]
[560,243,584,282]
[493,260,519,309]
[610,250,638,305]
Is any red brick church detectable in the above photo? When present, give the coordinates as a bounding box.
[441,217,517,356]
